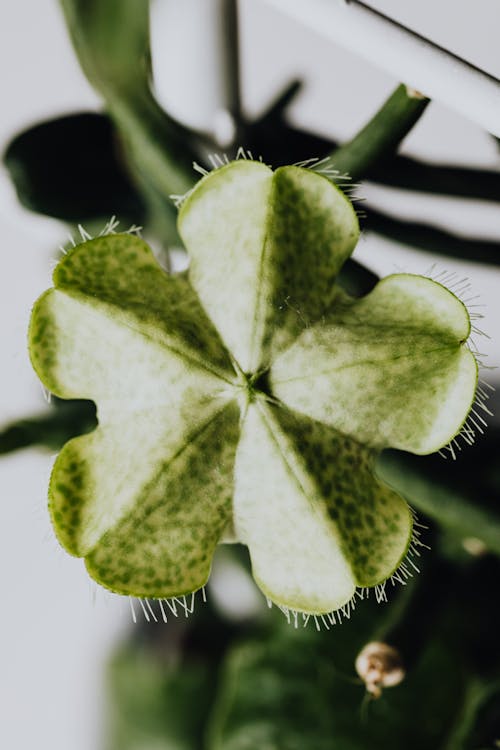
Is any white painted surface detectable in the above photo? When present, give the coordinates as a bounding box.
[263,0,500,137]
[151,0,236,137]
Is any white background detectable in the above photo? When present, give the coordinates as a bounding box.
[1,1,499,748]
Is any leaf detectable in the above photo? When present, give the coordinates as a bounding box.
[84,402,240,597]
[29,234,240,595]
[3,113,144,223]
[178,161,359,372]
[28,162,479,614]
[233,402,411,613]
[208,618,465,750]
[107,642,214,750]
[271,274,477,454]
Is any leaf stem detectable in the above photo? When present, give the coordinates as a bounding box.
[330,84,429,183]
[60,0,197,198]
[377,450,500,556]
[0,401,96,455]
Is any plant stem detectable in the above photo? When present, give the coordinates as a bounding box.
[0,401,96,454]
[330,84,429,182]
[60,0,196,197]
[377,450,500,556]
[249,113,500,203]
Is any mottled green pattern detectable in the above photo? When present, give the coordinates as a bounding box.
[233,402,410,612]
[30,288,226,410]
[29,290,61,394]
[179,162,358,373]
[273,407,412,587]
[262,166,359,361]
[49,402,223,556]
[54,234,233,377]
[49,436,90,553]
[29,163,478,615]
[85,403,240,598]
[179,161,273,373]
[234,401,356,613]
[271,275,477,453]
[30,235,240,597]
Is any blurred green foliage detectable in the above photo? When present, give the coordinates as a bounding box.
[105,553,500,749]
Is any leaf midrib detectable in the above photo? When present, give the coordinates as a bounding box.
[60,288,237,386]
[271,344,462,385]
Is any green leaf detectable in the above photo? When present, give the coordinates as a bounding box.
[107,642,214,750]
[271,274,477,454]
[208,619,465,750]
[234,402,411,613]
[3,113,144,223]
[28,162,478,615]
[84,401,240,597]
[31,234,233,390]
[179,161,359,372]
[29,234,240,595]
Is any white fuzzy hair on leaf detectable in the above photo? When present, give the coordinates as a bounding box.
[418,265,494,460]
[261,507,429,630]
[128,589,206,624]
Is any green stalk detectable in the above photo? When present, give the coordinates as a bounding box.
[441,680,500,750]
[377,451,500,556]
[330,84,429,182]
[60,0,196,199]
[0,401,96,454]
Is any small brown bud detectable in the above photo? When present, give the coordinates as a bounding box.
[355,641,405,699]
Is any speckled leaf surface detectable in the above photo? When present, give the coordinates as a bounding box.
[271,274,477,454]
[234,402,411,613]
[30,235,239,596]
[178,161,359,372]
[29,161,479,615]
[85,402,240,597]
